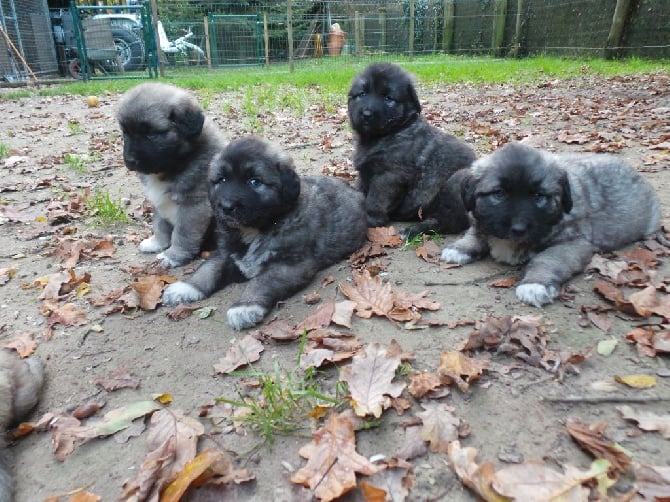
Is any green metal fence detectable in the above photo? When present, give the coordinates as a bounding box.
[207,14,264,66]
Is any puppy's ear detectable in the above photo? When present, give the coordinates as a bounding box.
[278,163,301,204]
[461,173,477,212]
[170,104,205,139]
[408,83,422,114]
[560,173,573,213]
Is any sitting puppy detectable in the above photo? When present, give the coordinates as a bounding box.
[441,142,662,307]
[0,350,44,500]
[162,136,368,330]
[117,83,225,267]
[348,62,476,237]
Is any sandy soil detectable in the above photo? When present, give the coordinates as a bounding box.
[1,70,669,501]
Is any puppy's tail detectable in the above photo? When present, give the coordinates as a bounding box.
[0,350,45,500]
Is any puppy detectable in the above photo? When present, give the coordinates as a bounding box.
[441,142,662,307]
[0,350,44,500]
[348,62,476,238]
[117,82,225,267]
[162,136,368,330]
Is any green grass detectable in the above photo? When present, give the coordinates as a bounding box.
[1,55,666,103]
[63,152,87,172]
[0,143,9,159]
[86,188,129,225]
[403,231,442,249]
[67,120,84,135]
[216,333,347,448]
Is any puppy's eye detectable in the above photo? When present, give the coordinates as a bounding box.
[534,193,549,207]
[384,95,395,103]
[248,178,261,187]
[487,189,506,202]
[212,176,226,186]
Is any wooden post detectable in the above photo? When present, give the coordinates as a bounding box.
[510,0,524,58]
[287,0,294,72]
[491,0,507,57]
[442,0,454,52]
[605,0,633,59]
[409,0,415,60]
[379,7,386,52]
[203,15,212,69]
[354,11,361,56]
[263,12,269,66]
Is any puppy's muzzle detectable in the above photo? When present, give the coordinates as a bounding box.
[509,221,529,240]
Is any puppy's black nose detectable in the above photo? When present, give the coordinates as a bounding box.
[361,109,373,119]
[218,199,237,212]
[510,222,528,238]
[124,158,139,171]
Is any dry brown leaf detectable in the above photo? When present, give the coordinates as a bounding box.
[415,238,442,264]
[132,275,165,311]
[69,492,102,502]
[407,372,443,399]
[417,403,462,453]
[447,441,504,502]
[339,342,406,418]
[297,299,335,332]
[565,417,631,472]
[488,277,519,288]
[587,311,612,333]
[593,279,637,315]
[348,242,387,266]
[625,327,659,357]
[252,319,300,341]
[2,331,38,358]
[339,269,394,320]
[395,425,427,461]
[291,412,378,501]
[362,458,415,502]
[629,285,670,319]
[618,405,670,438]
[94,365,141,392]
[331,300,357,329]
[437,351,488,392]
[367,226,403,247]
[0,266,17,285]
[631,462,670,500]
[166,304,201,321]
[46,302,88,329]
[214,335,264,374]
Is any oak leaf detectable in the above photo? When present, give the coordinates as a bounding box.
[565,417,631,472]
[339,270,394,320]
[618,405,670,438]
[214,335,264,374]
[367,226,403,247]
[437,351,488,392]
[417,403,463,453]
[340,342,406,418]
[291,412,378,501]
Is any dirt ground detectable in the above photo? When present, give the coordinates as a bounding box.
[1,70,669,501]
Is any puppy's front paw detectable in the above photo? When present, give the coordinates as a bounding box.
[162,281,205,306]
[139,235,168,254]
[515,283,558,307]
[440,247,475,264]
[157,251,184,268]
[227,303,267,330]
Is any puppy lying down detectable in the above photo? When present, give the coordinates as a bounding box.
[163,136,368,330]
[441,142,662,307]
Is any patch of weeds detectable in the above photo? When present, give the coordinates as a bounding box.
[67,120,84,135]
[63,153,87,173]
[403,231,442,249]
[0,143,9,159]
[396,361,413,377]
[86,188,129,225]
[216,332,347,447]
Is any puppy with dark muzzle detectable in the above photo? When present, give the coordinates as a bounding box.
[348,62,476,238]
[162,136,368,330]
[117,83,225,267]
[0,350,44,500]
[441,142,662,307]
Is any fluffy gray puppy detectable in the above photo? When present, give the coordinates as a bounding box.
[0,350,44,500]
[348,62,476,237]
[441,142,662,307]
[117,82,225,267]
[162,136,368,330]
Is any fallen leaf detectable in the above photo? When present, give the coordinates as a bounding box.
[94,366,141,392]
[331,300,357,329]
[597,339,618,356]
[213,335,264,374]
[631,462,670,499]
[437,351,488,392]
[339,342,405,418]
[291,412,378,501]
[339,270,394,321]
[166,304,201,321]
[565,417,631,472]
[132,275,165,311]
[407,372,443,399]
[618,405,670,438]
[417,403,463,453]
[614,374,657,389]
[488,277,519,288]
[367,226,403,247]
[447,441,505,502]
[2,332,38,358]
[629,285,670,319]
[297,299,335,332]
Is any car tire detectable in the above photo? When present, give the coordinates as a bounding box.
[111,28,145,71]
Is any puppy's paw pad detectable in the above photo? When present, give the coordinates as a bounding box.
[227,304,267,331]
[162,282,205,306]
[139,236,168,254]
[515,283,557,307]
[440,247,474,264]
[157,251,182,268]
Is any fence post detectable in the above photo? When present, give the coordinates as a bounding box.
[409,0,415,60]
[442,0,454,52]
[510,0,524,58]
[263,12,269,66]
[605,0,633,59]
[203,15,212,69]
[379,7,386,52]
[491,0,507,57]
[354,11,361,56]
[148,0,164,77]
[287,0,294,72]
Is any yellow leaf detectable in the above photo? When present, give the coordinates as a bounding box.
[76,282,91,297]
[35,215,47,223]
[153,393,173,404]
[162,449,226,502]
[614,374,656,389]
[309,404,332,420]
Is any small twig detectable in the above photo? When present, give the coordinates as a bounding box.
[541,395,670,404]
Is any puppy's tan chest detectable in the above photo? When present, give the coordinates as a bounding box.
[142,175,179,225]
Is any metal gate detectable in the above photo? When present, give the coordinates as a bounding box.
[208,14,263,66]
[70,1,158,81]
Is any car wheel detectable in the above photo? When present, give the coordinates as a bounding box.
[111,28,145,71]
